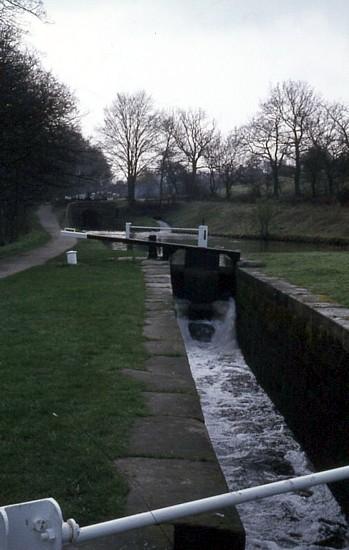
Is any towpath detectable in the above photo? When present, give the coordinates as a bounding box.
[0,204,76,279]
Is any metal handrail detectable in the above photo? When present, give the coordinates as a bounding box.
[2,465,349,548]
[130,225,199,233]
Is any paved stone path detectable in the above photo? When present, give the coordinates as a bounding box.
[0,204,76,279]
[78,260,244,549]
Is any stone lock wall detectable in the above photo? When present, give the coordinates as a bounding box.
[236,267,349,514]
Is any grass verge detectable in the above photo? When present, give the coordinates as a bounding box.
[0,240,147,525]
[249,251,349,307]
[165,200,349,307]
[165,200,349,242]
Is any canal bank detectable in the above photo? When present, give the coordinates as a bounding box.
[78,259,245,550]
[236,267,349,517]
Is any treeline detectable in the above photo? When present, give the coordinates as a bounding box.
[100,84,349,205]
[0,5,111,245]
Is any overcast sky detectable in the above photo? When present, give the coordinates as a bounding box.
[25,0,349,139]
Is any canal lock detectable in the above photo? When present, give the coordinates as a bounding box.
[170,250,349,550]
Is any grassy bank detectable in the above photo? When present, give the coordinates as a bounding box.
[0,240,146,524]
[165,200,349,307]
[250,251,349,307]
[0,210,50,259]
[165,200,349,243]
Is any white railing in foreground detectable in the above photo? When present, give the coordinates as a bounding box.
[125,222,208,247]
[1,466,349,548]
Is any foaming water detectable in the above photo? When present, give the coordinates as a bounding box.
[176,299,349,549]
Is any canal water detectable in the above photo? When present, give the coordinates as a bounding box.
[176,299,349,550]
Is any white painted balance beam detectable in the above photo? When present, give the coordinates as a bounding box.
[61,229,88,239]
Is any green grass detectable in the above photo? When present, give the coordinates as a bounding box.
[166,200,349,307]
[0,240,147,525]
[249,251,349,307]
[165,200,349,242]
[0,212,50,259]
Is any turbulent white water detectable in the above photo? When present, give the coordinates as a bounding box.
[176,299,349,550]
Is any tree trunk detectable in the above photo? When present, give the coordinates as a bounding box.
[159,170,164,209]
[188,162,197,199]
[209,170,216,196]
[326,171,334,196]
[225,178,231,199]
[127,174,136,205]
[271,165,280,198]
[294,146,301,197]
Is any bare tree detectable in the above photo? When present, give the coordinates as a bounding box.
[268,80,319,196]
[0,0,45,25]
[243,108,290,197]
[325,101,349,152]
[173,108,216,197]
[306,104,344,196]
[216,128,244,199]
[204,131,222,197]
[100,91,159,205]
[157,113,177,207]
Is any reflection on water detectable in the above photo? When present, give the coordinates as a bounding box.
[176,299,349,549]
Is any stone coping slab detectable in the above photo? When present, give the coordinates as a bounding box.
[127,417,217,461]
[144,356,194,379]
[143,319,181,340]
[109,260,245,549]
[145,339,185,356]
[144,392,204,421]
[122,368,196,394]
[113,458,244,549]
[239,267,349,352]
[115,458,243,532]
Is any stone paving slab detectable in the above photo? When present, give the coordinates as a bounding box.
[146,291,173,300]
[144,311,177,323]
[128,417,217,461]
[144,297,175,304]
[114,458,244,549]
[145,339,185,356]
[115,457,236,514]
[144,392,204,421]
[122,368,196,394]
[143,318,181,340]
[145,298,173,308]
[144,356,193,379]
[109,259,245,549]
[144,282,171,288]
[143,277,171,283]
[68,524,172,550]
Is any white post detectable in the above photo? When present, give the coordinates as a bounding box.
[125,222,132,239]
[61,230,87,240]
[0,498,64,549]
[198,225,208,248]
[66,250,77,265]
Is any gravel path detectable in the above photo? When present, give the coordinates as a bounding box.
[0,204,77,279]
